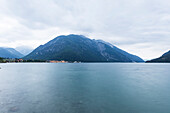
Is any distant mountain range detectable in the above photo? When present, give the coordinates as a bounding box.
[24,34,144,62]
[0,47,24,58]
[146,50,170,63]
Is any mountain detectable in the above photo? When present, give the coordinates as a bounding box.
[15,46,33,56]
[0,47,24,58]
[24,34,144,62]
[96,40,144,62]
[146,50,170,63]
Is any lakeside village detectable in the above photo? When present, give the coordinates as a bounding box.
[0,57,80,63]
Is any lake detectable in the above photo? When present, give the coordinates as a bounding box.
[0,63,170,113]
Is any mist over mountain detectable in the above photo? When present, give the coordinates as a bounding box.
[0,47,24,58]
[146,50,170,63]
[24,34,144,62]
[15,46,33,56]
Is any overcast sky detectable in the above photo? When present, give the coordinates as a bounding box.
[0,0,170,59]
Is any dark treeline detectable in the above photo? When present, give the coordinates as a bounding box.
[0,57,47,63]
[0,57,5,63]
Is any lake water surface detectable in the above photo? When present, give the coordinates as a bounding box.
[0,63,170,113]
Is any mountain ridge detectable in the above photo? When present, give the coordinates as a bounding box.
[146,50,170,63]
[0,47,24,58]
[24,34,144,62]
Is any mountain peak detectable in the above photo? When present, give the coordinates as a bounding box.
[24,34,144,62]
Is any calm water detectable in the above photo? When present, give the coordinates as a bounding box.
[0,63,170,113]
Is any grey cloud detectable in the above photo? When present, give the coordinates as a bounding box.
[0,0,170,59]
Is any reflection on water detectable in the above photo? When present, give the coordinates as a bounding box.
[0,63,170,113]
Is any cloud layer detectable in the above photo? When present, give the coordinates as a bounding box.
[0,0,170,59]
